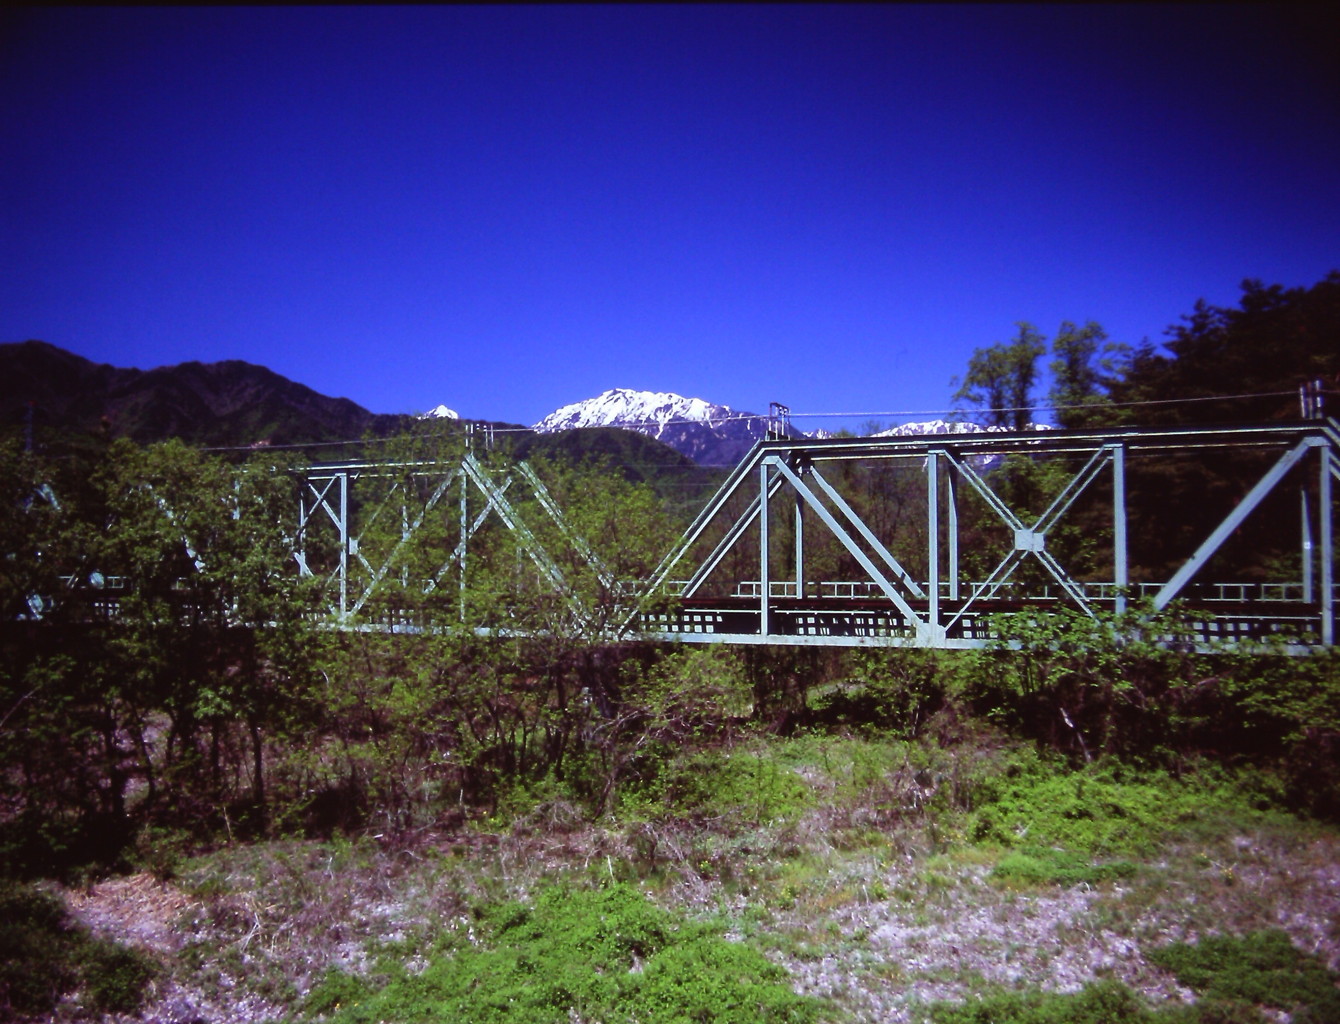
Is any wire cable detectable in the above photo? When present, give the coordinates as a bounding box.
[198,388,1308,454]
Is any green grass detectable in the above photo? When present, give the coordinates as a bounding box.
[314,882,825,1024]
[968,759,1262,857]
[930,930,1340,1024]
[1149,930,1340,1022]
[928,979,1268,1024]
[990,846,1139,887]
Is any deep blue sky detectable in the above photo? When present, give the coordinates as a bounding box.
[3,6,1337,432]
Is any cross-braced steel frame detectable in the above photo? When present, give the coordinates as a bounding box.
[295,451,620,632]
[291,420,1337,651]
[639,419,1339,650]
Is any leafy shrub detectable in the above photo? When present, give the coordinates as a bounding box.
[807,649,950,737]
[990,846,1138,887]
[929,979,1155,1024]
[929,978,1270,1024]
[624,747,811,827]
[304,966,374,1017]
[968,760,1246,856]
[131,823,195,881]
[322,882,823,1024]
[1149,930,1340,1021]
[0,880,156,1018]
[81,937,159,1014]
[638,933,820,1023]
[0,810,136,882]
[0,883,79,1015]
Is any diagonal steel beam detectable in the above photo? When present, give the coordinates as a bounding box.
[461,454,587,625]
[941,447,1118,617]
[1154,437,1319,610]
[346,470,459,618]
[804,464,926,598]
[681,473,787,599]
[646,445,771,595]
[515,462,619,593]
[1034,445,1116,534]
[767,456,931,639]
[948,452,1026,531]
[303,474,348,534]
[423,477,514,594]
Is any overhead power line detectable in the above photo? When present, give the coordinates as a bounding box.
[789,390,1300,421]
[198,388,1306,454]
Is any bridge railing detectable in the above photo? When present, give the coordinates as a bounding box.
[668,579,1335,605]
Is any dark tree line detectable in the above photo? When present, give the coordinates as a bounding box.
[953,272,1340,430]
[950,272,1340,581]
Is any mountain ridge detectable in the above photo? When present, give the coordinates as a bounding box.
[4,341,1023,466]
[531,387,775,466]
[1,340,414,448]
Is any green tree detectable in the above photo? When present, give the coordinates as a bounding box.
[1112,272,1340,425]
[952,323,1046,430]
[1,436,322,868]
[291,436,686,829]
[1047,320,1129,428]
[1100,273,1340,581]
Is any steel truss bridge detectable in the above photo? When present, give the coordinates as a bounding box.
[295,418,1339,652]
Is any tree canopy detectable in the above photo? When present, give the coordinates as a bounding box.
[1110,272,1340,425]
[951,272,1340,430]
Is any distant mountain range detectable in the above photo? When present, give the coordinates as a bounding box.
[2,340,1015,466]
[1,340,413,448]
[531,388,781,466]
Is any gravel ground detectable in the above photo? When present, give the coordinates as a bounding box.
[56,816,1340,1024]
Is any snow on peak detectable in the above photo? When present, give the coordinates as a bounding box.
[873,419,987,438]
[873,419,1053,438]
[532,388,738,435]
[419,403,459,420]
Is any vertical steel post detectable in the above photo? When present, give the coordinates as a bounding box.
[298,493,307,574]
[1302,482,1315,604]
[401,499,410,588]
[1113,444,1127,615]
[1321,443,1333,646]
[459,469,468,622]
[338,471,349,620]
[947,467,959,602]
[760,461,770,637]
[794,486,804,599]
[928,451,939,627]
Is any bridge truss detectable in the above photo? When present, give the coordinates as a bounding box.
[295,419,1339,652]
[644,419,1338,650]
[295,447,634,636]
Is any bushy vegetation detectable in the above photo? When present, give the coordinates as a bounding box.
[0,881,156,1017]
[309,883,823,1024]
[1149,930,1340,1022]
[930,978,1260,1024]
[930,929,1340,1024]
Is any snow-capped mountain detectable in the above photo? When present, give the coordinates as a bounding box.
[875,419,1053,438]
[419,403,459,420]
[527,391,1055,465]
[532,388,776,466]
[533,388,740,434]
[874,418,987,438]
[871,418,1053,468]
